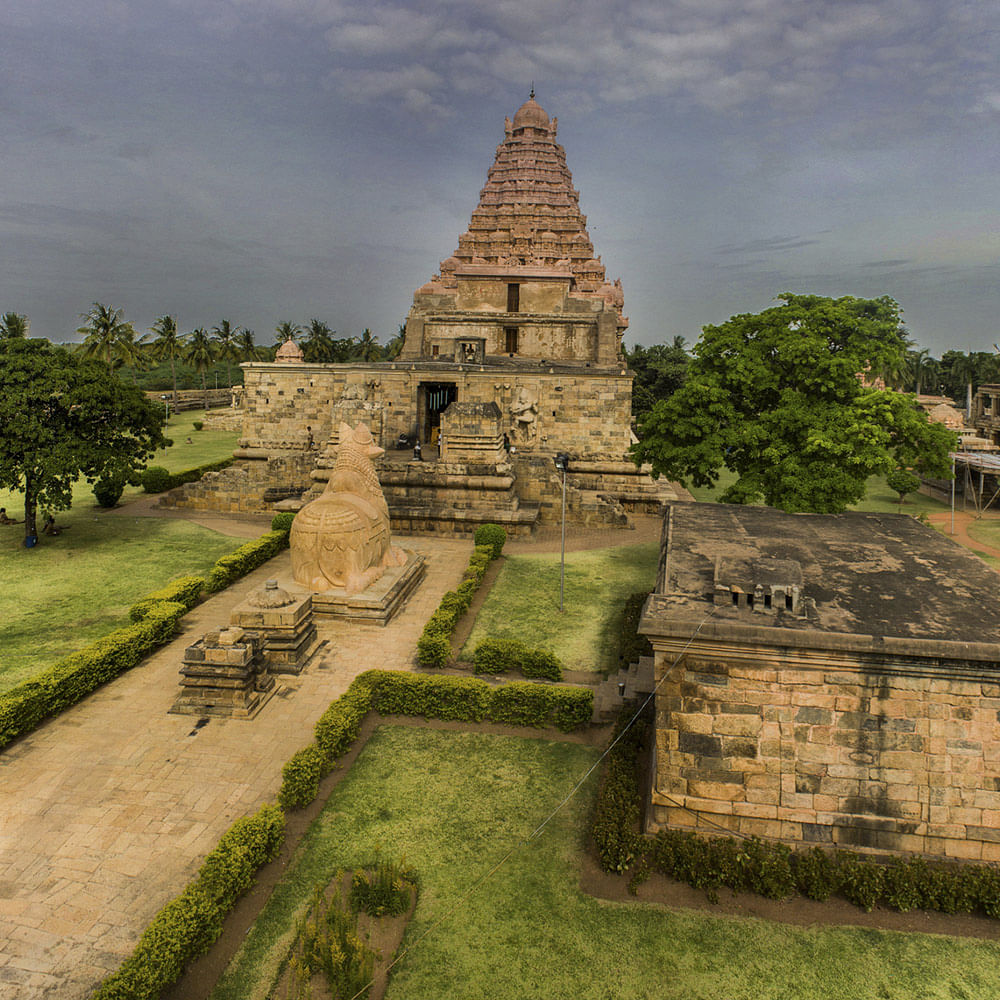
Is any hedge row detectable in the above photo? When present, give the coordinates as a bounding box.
[129,575,206,623]
[205,529,289,593]
[416,540,497,669]
[593,703,1000,918]
[279,670,594,809]
[0,601,187,751]
[472,637,562,681]
[140,458,234,494]
[618,592,653,669]
[92,804,285,1000]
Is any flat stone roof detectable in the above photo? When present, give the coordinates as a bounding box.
[643,502,1000,657]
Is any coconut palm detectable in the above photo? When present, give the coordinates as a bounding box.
[383,323,406,361]
[115,324,148,385]
[274,321,301,345]
[149,315,186,401]
[77,302,134,369]
[0,312,29,339]
[211,319,242,387]
[185,327,216,393]
[356,327,381,362]
[301,319,336,363]
[236,328,260,361]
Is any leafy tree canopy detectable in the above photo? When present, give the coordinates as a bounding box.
[625,336,689,421]
[0,338,168,543]
[631,293,956,513]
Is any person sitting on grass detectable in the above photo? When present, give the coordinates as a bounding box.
[0,508,19,525]
[41,514,66,536]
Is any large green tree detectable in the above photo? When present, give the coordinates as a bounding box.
[626,336,689,421]
[0,338,167,543]
[631,293,956,513]
[211,319,242,387]
[185,327,216,392]
[301,319,337,363]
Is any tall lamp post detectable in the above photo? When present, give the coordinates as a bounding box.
[553,452,569,612]
[160,394,170,423]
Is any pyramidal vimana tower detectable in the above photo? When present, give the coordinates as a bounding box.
[174,94,680,532]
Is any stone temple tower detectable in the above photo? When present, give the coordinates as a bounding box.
[401,92,628,367]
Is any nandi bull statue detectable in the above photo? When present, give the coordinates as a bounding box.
[290,422,407,594]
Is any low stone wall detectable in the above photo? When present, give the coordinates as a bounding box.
[647,638,1000,862]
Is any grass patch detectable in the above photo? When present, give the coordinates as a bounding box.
[848,474,950,516]
[0,516,236,692]
[214,726,1000,1000]
[461,544,659,673]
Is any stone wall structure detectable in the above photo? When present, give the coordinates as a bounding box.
[641,502,1000,861]
[163,93,681,529]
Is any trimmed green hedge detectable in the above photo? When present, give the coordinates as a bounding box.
[417,544,496,668]
[205,529,289,593]
[472,637,562,681]
[278,671,594,810]
[0,601,187,751]
[594,703,1000,917]
[92,804,285,1000]
[129,575,206,622]
[473,523,506,559]
[140,457,234,494]
[270,511,296,534]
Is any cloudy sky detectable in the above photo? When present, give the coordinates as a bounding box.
[2,0,997,356]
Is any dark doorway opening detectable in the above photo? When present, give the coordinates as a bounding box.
[419,381,457,445]
[505,326,519,354]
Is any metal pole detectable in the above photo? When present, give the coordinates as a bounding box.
[951,457,955,535]
[560,465,566,613]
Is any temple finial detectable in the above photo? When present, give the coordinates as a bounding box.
[529,83,535,99]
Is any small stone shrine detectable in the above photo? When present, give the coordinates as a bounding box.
[171,627,275,719]
[641,502,1000,861]
[229,579,320,675]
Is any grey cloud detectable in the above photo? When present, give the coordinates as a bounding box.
[714,235,823,256]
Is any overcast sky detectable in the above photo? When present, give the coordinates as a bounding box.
[2,0,997,356]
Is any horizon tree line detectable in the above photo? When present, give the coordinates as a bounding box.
[0,306,407,398]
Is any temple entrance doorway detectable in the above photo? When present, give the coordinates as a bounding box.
[418,381,457,446]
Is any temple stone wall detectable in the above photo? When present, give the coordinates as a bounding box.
[648,641,1000,862]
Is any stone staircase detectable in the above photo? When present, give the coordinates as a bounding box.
[592,655,655,722]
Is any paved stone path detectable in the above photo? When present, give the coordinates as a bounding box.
[0,534,470,1000]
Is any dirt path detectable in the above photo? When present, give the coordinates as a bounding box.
[926,508,1000,559]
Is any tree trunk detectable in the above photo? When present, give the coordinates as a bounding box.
[171,357,178,403]
[23,473,37,546]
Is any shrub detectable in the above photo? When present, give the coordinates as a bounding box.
[364,670,491,722]
[474,523,506,559]
[792,847,842,902]
[887,467,921,504]
[416,631,451,669]
[129,575,205,622]
[839,853,885,912]
[93,804,284,1000]
[140,465,172,493]
[473,637,562,680]
[192,420,204,431]
[270,511,296,535]
[619,592,653,668]
[0,601,186,751]
[93,473,126,508]
[349,856,416,917]
[279,745,324,810]
[205,530,288,593]
[313,683,373,771]
[487,682,592,732]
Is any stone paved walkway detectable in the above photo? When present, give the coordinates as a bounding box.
[0,534,470,1000]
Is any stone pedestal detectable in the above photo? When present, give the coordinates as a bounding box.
[311,550,426,626]
[230,580,321,675]
[170,627,275,719]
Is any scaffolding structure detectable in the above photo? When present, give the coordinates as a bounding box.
[951,452,1000,517]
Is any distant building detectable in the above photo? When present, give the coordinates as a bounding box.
[972,384,1000,448]
[641,502,1000,860]
[172,95,680,531]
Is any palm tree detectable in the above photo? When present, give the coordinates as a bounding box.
[274,321,301,345]
[77,302,134,369]
[383,323,406,361]
[950,352,978,418]
[149,315,186,401]
[356,327,381,362]
[185,327,216,393]
[212,319,242,387]
[236,328,260,361]
[301,319,336,363]
[115,324,148,385]
[906,348,939,396]
[0,312,29,338]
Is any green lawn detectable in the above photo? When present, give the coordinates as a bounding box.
[214,726,1000,1000]
[461,544,660,673]
[0,411,242,691]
